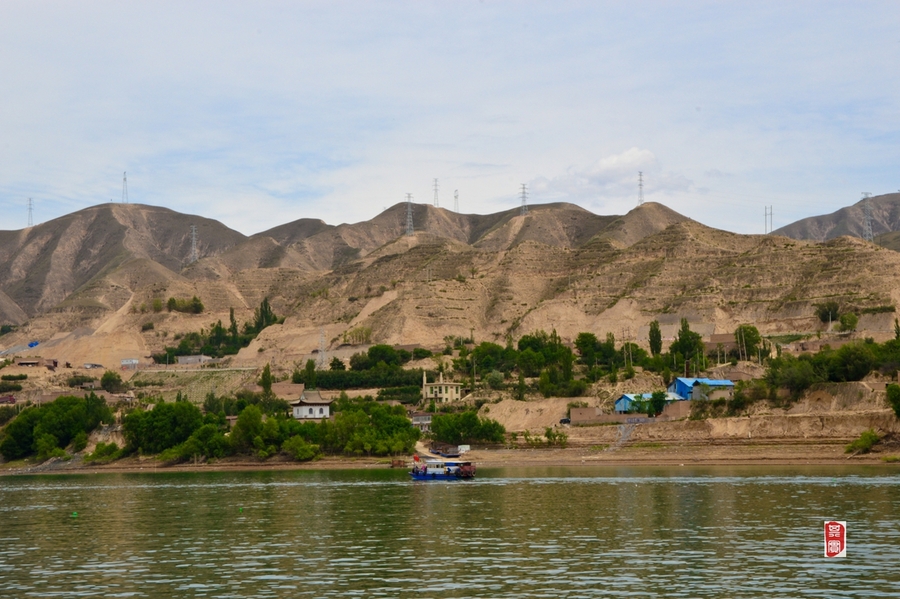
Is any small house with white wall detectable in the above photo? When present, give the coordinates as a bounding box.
[290,389,332,420]
[422,371,462,403]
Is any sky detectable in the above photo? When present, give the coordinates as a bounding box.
[1,1,898,236]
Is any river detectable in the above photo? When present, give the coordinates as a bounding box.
[0,466,898,598]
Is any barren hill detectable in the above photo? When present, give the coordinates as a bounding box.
[0,204,247,318]
[773,192,900,241]
[2,200,900,371]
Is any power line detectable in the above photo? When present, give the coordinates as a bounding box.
[122,172,128,204]
[406,193,414,236]
[520,184,528,216]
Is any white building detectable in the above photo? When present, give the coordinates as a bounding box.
[290,389,332,420]
[422,371,463,403]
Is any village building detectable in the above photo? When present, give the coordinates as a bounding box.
[667,377,734,400]
[177,354,214,365]
[290,389,332,420]
[422,371,462,403]
[614,392,683,414]
[409,411,432,433]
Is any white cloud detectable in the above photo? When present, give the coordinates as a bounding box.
[531,149,692,206]
[0,2,898,235]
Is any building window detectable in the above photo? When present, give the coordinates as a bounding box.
[309,408,313,415]
[319,407,323,414]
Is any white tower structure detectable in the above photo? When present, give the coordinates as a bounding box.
[862,192,874,242]
[520,184,528,216]
[122,172,129,204]
[406,193,414,236]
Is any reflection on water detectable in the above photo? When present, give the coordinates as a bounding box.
[0,466,898,598]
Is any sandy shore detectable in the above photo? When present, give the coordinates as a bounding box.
[2,439,897,476]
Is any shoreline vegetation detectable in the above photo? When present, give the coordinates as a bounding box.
[3,440,898,476]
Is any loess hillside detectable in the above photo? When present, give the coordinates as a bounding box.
[1,200,899,371]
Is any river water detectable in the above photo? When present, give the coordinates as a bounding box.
[0,466,898,598]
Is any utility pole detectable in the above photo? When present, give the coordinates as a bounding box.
[520,184,528,216]
[27,198,33,227]
[765,206,773,234]
[122,172,129,203]
[433,179,439,207]
[454,190,459,213]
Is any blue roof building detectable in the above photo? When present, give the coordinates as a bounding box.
[615,392,683,413]
[667,377,734,400]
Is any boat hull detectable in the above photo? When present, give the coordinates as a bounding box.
[409,472,474,480]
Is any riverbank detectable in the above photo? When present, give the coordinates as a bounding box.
[2,438,898,476]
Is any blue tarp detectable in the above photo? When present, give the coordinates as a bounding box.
[27,341,39,348]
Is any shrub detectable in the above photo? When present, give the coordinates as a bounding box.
[141,322,155,332]
[1,374,27,381]
[85,442,122,463]
[839,313,858,332]
[67,375,96,387]
[846,429,880,454]
[281,435,320,461]
[36,433,67,461]
[71,431,88,453]
[412,348,433,360]
[0,382,22,393]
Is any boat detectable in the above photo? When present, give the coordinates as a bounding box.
[410,457,476,480]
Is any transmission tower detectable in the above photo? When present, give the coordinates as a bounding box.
[190,224,198,263]
[433,178,439,207]
[122,172,129,204]
[862,192,874,242]
[27,198,33,227]
[454,190,459,213]
[520,184,528,216]
[638,171,644,205]
[765,206,773,234]
[406,193,414,236]
[317,327,327,368]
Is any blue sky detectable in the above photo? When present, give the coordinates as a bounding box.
[1,1,898,235]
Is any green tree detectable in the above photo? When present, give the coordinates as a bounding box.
[734,324,761,360]
[258,363,274,397]
[670,318,703,362]
[894,318,900,341]
[514,373,527,401]
[648,390,667,417]
[648,320,662,356]
[575,332,599,366]
[816,301,840,324]
[517,348,545,377]
[100,370,126,393]
[253,297,278,332]
[303,359,317,389]
[230,405,264,454]
[330,357,346,371]
[886,383,900,419]
[839,312,858,332]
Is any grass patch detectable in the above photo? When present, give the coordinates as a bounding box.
[882,455,900,463]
